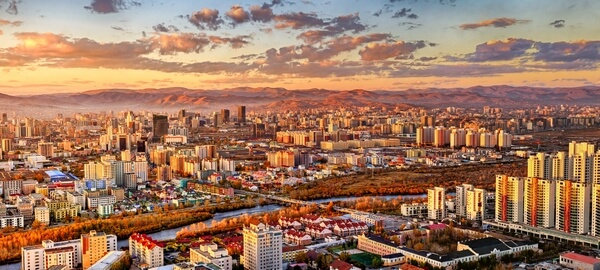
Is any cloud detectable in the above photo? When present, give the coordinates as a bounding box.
[4,0,20,15]
[147,33,252,55]
[0,32,256,74]
[297,13,367,44]
[359,40,428,61]
[392,8,417,19]
[274,12,326,29]
[0,19,22,26]
[0,30,2,35]
[460,17,529,30]
[188,8,224,30]
[9,32,152,59]
[152,23,179,33]
[264,33,391,63]
[549,19,565,28]
[465,38,535,62]
[208,35,252,49]
[111,26,125,31]
[84,0,141,14]
[401,22,422,30]
[226,5,251,25]
[534,40,600,62]
[250,5,275,22]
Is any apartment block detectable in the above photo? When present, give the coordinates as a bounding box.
[242,221,282,270]
[495,175,524,223]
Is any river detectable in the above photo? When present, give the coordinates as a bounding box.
[3,193,441,270]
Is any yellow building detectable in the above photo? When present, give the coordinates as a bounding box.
[81,230,117,270]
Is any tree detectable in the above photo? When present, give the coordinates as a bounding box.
[294,251,309,263]
[371,256,383,268]
[339,252,351,262]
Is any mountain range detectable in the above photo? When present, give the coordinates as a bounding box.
[2,85,600,116]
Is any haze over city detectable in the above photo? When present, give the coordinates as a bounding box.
[0,0,599,95]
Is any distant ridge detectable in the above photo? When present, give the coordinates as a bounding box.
[4,85,600,115]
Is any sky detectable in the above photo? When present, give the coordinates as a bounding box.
[0,0,599,95]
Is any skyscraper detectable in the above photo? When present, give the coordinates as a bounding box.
[237,105,246,124]
[242,221,282,270]
[221,109,230,123]
[152,115,168,143]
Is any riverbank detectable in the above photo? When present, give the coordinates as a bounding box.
[0,200,259,265]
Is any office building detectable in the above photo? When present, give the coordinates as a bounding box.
[152,115,168,143]
[2,138,12,153]
[221,109,230,123]
[427,187,445,220]
[81,230,117,269]
[495,175,524,223]
[129,233,164,268]
[242,220,282,270]
[237,106,246,124]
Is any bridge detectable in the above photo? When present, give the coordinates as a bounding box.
[235,189,364,215]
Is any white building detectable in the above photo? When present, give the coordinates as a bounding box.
[242,221,282,270]
[427,187,446,220]
[22,239,81,270]
[129,233,164,269]
[190,242,232,270]
[495,175,524,223]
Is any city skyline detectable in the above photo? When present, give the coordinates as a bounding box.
[0,0,599,95]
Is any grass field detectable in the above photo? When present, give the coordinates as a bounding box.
[350,252,379,266]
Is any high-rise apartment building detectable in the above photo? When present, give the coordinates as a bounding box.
[523,177,556,228]
[81,230,117,269]
[129,233,164,268]
[455,184,473,218]
[466,188,486,222]
[495,175,524,223]
[427,187,446,220]
[556,180,591,234]
[242,221,282,270]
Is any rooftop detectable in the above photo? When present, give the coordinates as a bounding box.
[561,252,600,265]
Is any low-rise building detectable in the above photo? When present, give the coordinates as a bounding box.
[190,242,232,270]
[88,251,127,270]
[559,252,600,270]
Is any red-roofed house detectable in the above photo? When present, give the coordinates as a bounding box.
[330,259,360,270]
[560,252,600,270]
[129,233,164,268]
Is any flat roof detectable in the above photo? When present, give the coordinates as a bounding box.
[88,251,125,270]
